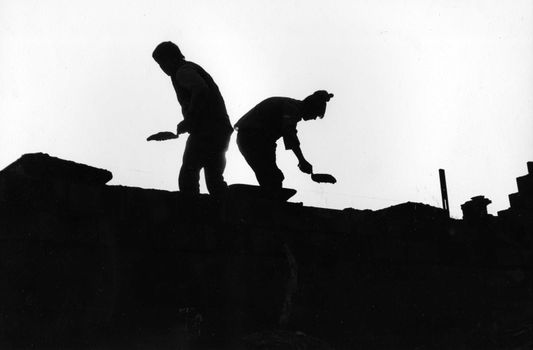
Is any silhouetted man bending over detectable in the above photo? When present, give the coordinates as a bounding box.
[235,90,334,191]
[152,41,233,196]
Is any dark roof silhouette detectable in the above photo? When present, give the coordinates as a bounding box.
[0,152,112,185]
[0,153,531,349]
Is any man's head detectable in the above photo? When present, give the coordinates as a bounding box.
[301,90,334,120]
[152,41,185,76]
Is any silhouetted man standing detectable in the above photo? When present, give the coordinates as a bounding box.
[152,41,233,196]
[235,90,334,191]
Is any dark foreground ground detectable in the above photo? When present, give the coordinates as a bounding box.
[1,153,532,349]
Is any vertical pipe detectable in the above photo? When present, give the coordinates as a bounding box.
[439,169,450,218]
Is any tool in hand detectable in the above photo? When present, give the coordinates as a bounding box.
[146,131,179,141]
[147,120,189,142]
[310,173,337,184]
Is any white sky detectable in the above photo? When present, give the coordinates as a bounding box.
[1,0,532,218]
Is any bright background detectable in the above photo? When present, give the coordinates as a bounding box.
[1,1,532,218]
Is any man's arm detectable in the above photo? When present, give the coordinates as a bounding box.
[292,145,313,174]
[282,115,313,174]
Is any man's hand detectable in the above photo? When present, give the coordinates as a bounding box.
[177,120,190,135]
[298,160,313,174]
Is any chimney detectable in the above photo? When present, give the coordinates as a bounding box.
[461,195,491,223]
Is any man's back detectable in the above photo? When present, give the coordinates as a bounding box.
[235,97,301,142]
[172,61,232,135]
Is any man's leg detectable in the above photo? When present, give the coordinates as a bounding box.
[236,131,284,190]
[204,131,232,196]
[179,135,203,195]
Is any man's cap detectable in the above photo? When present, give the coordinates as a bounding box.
[303,90,334,117]
[310,90,334,102]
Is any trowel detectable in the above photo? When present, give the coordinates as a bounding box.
[310,173,337,184]
[146,131,179,141]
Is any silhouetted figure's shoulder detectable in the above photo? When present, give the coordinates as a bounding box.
[255,96,301,111]
[175,60,202,73]
[173,60,213,86]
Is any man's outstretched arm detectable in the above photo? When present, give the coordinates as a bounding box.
[292,145,313,174]
[282,114,313,174]
[283,133,312,174]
